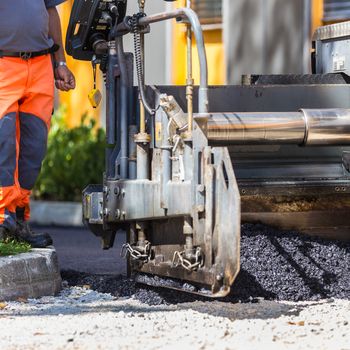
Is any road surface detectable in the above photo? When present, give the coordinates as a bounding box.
[35,225,126,275]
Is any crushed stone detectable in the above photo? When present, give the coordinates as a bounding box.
[0,286,349,350]
[62,224,350,305]
[0,224,349,350]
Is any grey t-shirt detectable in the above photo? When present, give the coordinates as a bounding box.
[0,0,66,51]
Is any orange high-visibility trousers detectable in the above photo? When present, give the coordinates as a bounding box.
[0,55,54,230]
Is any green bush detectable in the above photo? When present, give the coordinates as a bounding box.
[33,108,105,202]
[0,239,31,256]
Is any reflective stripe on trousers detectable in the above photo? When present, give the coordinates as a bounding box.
[0,55,54,229]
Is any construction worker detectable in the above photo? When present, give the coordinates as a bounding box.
[0,1,75,247]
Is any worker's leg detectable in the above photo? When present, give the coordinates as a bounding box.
[16,55,54,220]
[0,58,26,232]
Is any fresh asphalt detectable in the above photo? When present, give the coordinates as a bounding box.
[35,225,127,275]
[35,224,350,302]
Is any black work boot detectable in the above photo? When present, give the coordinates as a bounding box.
[0,227,11,242]
[15,207,53,248]
[15,220,53,248]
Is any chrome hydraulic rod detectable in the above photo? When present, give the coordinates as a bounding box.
[138,8,208,113]
[205,109,350,146]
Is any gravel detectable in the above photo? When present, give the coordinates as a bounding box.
[61,224,350,305]
[234,224,350,302]
[0,223,348,349]
[0,287,349,350]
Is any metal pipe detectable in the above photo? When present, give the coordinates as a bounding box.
[138,0,147,128]
[183,216,194,259]
[128,125,138,180]
[183,141,193,181]
[106,41,117,145]
[139,102,146,133]
[138,8,208,113]
[135,131,151,181]
[186,0,194,133]
[106,41,119,178]
[136,143,149,180]
[207,112,305,144]
[206,109,350,146]
[116,37,129,179]
[303,0,312,74]
[302,109,350,145]
[161,148,171,209]
[138,30,146,130]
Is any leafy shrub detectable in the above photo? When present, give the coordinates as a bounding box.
[33,108,105,202]
[0,239,31,256]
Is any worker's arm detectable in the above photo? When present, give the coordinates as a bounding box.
[48,6,76,91]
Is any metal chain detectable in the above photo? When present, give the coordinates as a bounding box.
[172,248,203,271]
[121,241,151,262]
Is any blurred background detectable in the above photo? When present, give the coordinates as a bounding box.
[56,0,331,124]
[34,0,350,202]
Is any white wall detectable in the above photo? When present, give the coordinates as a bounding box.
[100,1,171,127]
[123,1,171,85]
[223,0,312,84]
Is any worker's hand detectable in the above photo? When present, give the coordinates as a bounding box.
[54,65,76,92]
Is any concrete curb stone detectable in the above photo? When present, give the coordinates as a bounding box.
[30,200,83,227]
[0,247,62,301]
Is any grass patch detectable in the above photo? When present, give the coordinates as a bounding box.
[0,239,31,256]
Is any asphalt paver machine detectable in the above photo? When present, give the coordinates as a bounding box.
[66,0,350,297]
